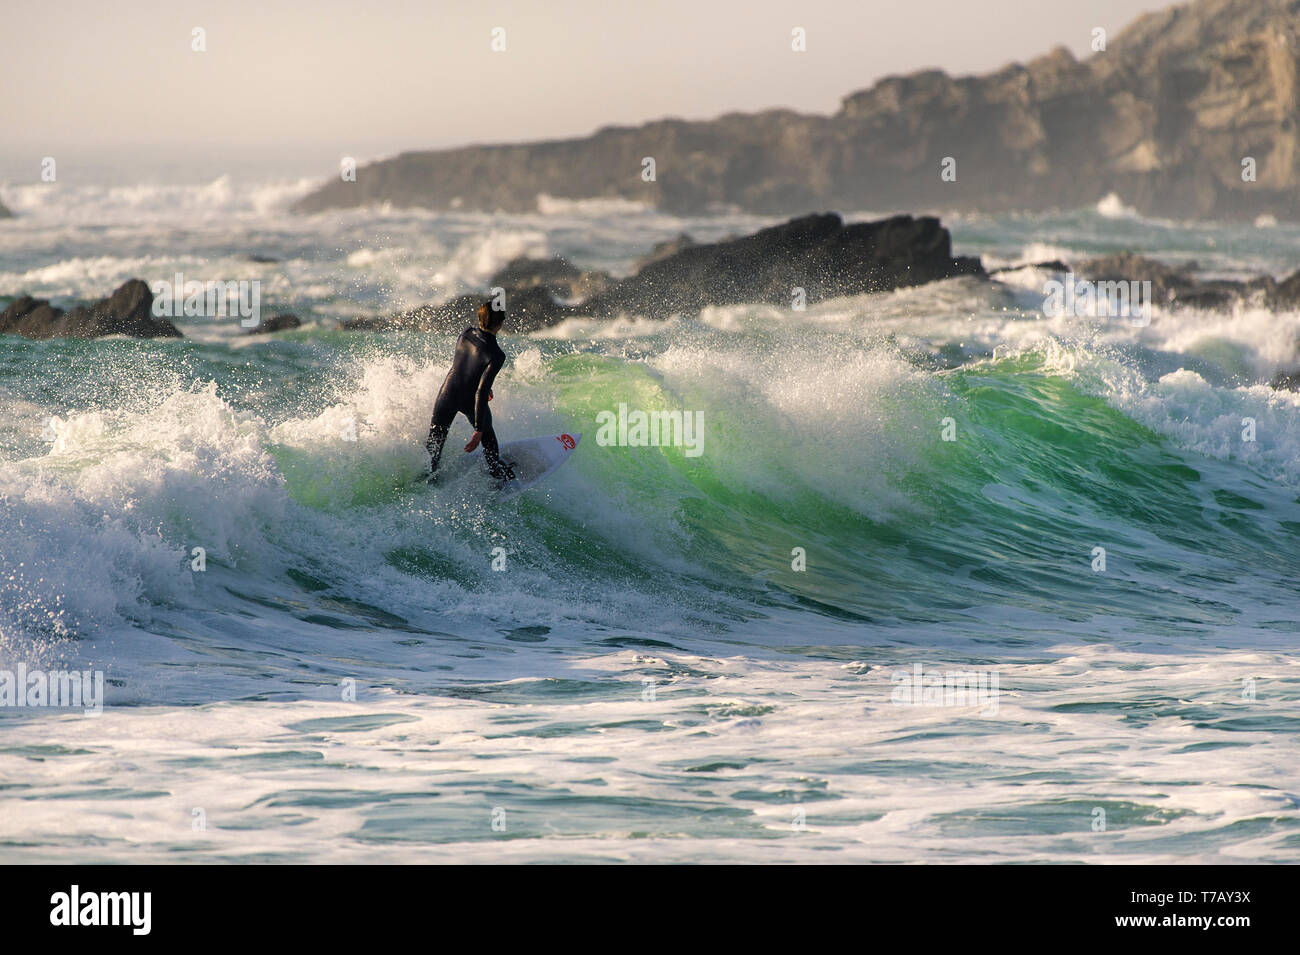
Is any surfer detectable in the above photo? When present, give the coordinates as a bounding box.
[425,300,513,482]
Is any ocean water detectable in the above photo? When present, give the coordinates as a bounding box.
[1,174,1299,863]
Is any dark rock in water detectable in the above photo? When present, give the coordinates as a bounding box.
[341,314,396,333]
[500,285,577,330]
[0,199,12,219]
[340,316,385,332]
[348,258,604,333]
[490,256,580,289]
[989,260,1069,275]
[245,313,302,334]
[634,233,696,271]
[578,213,984,319]
[0,279,182,339]
[488,256,611,300]
[345,212,980,332]
[343,296,475,334]
[290,0,1300,222]
[248,253,280,264]
[1270,269,1300,310]
[1077,253,1200,305]
[1076,251,1291,312]
[0,297,60,336]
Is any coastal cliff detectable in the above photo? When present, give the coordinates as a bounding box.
[292,0,1300,222]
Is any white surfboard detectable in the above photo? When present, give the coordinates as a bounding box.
[469,431,581,498]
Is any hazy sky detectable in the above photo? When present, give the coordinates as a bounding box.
[1,0,1176,173]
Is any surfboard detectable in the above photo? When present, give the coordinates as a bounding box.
[467,431,581,498]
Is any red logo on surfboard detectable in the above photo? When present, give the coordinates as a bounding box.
[558,434,576,450]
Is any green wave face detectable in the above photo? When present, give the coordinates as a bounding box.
[5,320,1299,650]
[539,347,1300,638]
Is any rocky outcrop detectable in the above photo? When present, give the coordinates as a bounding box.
[346,212,981,332]
[633,234,697,270]
[0,199,12,219]
[579,213,982,319]
[291,0,1300,222]
[488,256,612,301]
[0,280,182,339]
[245,313,302,334]
[1271,269,1300,309]
[1074,252,1300,310]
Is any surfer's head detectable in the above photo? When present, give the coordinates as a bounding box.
[478,300,506,333]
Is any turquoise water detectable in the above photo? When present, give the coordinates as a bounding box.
[0,181,1298,862]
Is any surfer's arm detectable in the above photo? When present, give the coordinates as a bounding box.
[473,358,502,431]
[464,358,502,452]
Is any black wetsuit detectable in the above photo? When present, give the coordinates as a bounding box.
[425,326,509,478]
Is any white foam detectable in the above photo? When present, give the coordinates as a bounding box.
[0,383,286,643]
[1,176,319,224]
[1096,191,1138,219]
[535,194,650,216]
[0,641,1293,863]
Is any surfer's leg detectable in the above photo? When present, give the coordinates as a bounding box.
[424,402,456,474]
[478,423,513,480]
